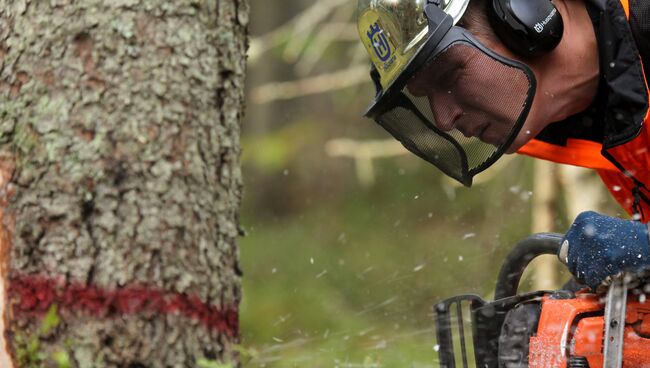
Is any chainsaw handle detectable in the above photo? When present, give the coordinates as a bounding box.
[494,233,563,300]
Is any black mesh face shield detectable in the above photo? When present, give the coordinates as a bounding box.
[364,5,536,186]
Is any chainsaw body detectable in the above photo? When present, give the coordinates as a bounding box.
[530,292,650,367]
[434,233,650,368]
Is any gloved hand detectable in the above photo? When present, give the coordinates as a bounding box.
[559,211,650,290]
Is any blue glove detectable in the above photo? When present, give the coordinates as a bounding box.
[559,211,650,290]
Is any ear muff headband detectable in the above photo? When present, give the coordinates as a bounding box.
[489,0,564,57]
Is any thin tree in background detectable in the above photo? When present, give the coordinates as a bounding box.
[531,160,561,290]
[0,1,247,366]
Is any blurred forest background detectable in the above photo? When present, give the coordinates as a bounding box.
[239,1,621,367]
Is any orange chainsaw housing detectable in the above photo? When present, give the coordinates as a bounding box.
[529,291,650,367]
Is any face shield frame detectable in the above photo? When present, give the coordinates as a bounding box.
[363,3,537,186]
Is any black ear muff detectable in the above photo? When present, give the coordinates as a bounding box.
[489,0,564,58]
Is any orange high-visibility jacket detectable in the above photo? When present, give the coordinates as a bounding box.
[518,0,650,221]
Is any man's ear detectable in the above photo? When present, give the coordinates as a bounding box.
[488,0,564,57]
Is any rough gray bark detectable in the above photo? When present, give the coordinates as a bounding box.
[0,0,247,366]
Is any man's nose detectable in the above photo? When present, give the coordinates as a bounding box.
[427,89,461,132]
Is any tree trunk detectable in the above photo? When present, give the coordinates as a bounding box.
[0,0,247,366]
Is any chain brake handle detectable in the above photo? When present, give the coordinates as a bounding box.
[434,233,565,368]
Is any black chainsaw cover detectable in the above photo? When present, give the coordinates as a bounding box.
[497,302,541,368]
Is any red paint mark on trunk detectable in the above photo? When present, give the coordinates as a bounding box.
[8,275,238,337]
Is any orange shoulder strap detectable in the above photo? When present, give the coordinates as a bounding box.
[620,0,630,19]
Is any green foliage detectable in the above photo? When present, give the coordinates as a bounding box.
[14,331,44,368]
[242,120,319,173]
[197,358,234,368]
[41,304,61,335]
[240,155,543,367]
[232,344,259,365]
[14,304,71,368]
[242,133,292,172]
[194,345,257,368]
[52,351,72,368]
[362,354,380,367]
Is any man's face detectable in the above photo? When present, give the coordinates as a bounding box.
[407,41,534,151]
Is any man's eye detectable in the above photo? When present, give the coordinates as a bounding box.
[436,64,464,87]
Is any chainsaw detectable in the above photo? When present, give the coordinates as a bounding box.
[434,233,650,368]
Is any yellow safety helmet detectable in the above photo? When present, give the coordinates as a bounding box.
[357,0,470,90]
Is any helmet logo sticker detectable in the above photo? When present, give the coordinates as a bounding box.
[366,20,397,74]
[368,22,392,62]
[358,9,412,88]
